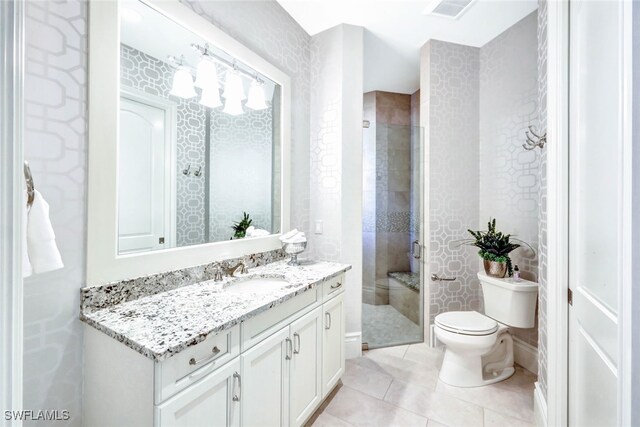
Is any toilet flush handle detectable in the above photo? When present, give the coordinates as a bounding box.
[431,274,457,282]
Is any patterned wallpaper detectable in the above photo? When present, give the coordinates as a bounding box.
[120,44,207,247]
[182,0,311,235]
[479,12,540,347]
[209,108,275,241]
[537,0,549,400]
[425,40,482,323]
[309,27,342,261]
[23,1,86,425]
[120,44,276,245]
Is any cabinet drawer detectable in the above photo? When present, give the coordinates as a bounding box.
[155,325,240,404]
[241,288,318,352]
[322,274,345,300]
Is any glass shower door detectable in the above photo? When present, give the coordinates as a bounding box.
[362,123,424,349]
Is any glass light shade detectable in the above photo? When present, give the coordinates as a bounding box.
[194,58,219,89]
[222,98,244,116]
[222,71,246,100]
[199,86,222,109]
[170,67,196,98]
[245,81,268,110]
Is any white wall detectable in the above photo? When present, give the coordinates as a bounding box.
[632,2,640,424]
[309,24,364,358]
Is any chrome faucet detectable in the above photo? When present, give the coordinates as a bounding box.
[222,262,247,277]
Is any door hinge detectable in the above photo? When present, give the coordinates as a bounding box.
[568,288,573,306]
[159,237,165,244]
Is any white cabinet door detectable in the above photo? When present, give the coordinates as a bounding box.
[322,293,345,397]
[241,326,290,427]
[289,307,322,427]
[156,358,240,427]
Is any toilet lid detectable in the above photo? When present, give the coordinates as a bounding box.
[435,311,498,336]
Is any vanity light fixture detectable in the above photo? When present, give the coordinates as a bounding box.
[222,69,246,101]
[245,79,268,110]
[222,96,244,116]
[169,56,196,99]
[200,86,223,109]
[194,53,219,90]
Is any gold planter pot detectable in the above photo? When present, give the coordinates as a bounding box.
[483,259,507,278]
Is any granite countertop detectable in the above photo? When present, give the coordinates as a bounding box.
[80,260,351,362]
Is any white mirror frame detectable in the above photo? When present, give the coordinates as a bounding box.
[87,0,291,285]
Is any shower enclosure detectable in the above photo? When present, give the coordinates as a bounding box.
[362,93,424,349]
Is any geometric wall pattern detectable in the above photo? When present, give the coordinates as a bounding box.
[426,40,483,324]
[209,108,274,242]
[181,0,312,235]
[121,44,276,246]
[120,44,207,247]
[479,12,540,347]
[536,0,549,399]
[22,1,86,425]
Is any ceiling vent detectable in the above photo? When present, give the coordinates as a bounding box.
[423,0,476,19]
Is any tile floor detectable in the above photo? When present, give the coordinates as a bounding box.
[308,343,536,427]
[362,304,422,348]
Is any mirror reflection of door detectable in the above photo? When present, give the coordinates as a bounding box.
[118,91,176,254]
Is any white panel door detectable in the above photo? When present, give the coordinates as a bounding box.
[568,2,626,425]
[118,96,168,254]
[156,358,241,427]
[321,294,345,398]
[241,326,290,427]
[289,307,322,427]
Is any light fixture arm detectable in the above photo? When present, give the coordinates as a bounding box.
[191,42,263,84]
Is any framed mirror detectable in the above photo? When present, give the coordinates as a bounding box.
[88,0,291,284]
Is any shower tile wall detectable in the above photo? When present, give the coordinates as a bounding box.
[422,40,482,323]
[410,90,421,274]
[120,44,206,246]
[479,12,540,347]
[362,91,415,305]
[537,0,549,399]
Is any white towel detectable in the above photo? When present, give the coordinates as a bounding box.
[246,226,270,237]
[279,229,299,242]
[282,231,306,244]
[24,190,64,276]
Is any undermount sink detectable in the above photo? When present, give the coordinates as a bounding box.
[223,276,290,294]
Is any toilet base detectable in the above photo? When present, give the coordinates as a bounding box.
[438,329,515,388]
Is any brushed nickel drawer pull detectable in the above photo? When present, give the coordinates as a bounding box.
[285,338,293,360]
[189,346,221,366]
[293,332,301,354]
[232,372,241,402]
[325,312,332,330]
[330,281,342,290]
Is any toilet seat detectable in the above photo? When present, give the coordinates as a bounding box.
[435,311,498,336]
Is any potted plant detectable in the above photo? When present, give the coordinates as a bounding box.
[231,212,252,239]
[461,218,534,278]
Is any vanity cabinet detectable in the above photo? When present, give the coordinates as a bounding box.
[83,273,345,427]
[322,293,345,398]
[156,358,241,427]
[241,308,324,427]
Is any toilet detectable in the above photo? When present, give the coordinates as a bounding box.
[434,272,538,387]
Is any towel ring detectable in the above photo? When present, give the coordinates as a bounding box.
[24,161,35,207]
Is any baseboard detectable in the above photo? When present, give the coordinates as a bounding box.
[513,337,538,375]
[534,382,548,427]
[345,332,362,359]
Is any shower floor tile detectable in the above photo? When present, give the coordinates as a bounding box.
[362,303,422,348]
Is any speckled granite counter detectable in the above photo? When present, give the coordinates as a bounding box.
[80,260,351,362]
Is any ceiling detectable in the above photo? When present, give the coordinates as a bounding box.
[276,0,538,93]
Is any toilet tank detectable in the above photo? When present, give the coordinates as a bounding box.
[478,272,538,328]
